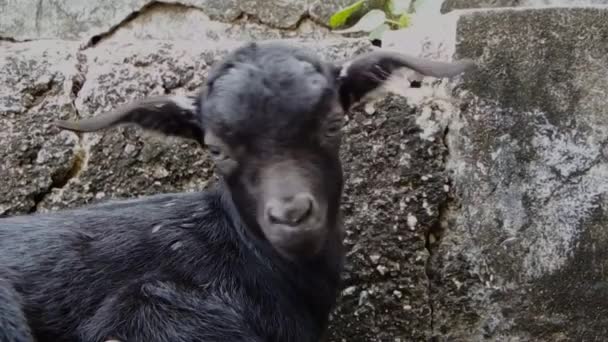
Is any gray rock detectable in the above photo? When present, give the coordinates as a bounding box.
[0,40,81,216]
[1,0,154,41]
[35,40,218,212]
[430,7,608,341]
[441,0,608,14]
[238,0,308,29]
[329,94,451,341]
[98,3,335,45]
[0,0,314,42]
[441,0,523,13]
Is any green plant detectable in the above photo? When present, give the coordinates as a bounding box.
[328,0,427,40]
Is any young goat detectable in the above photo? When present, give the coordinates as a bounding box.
[0,41,475,342]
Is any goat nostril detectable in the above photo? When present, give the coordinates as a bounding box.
[292,199,312,224]
[266,194,314,227]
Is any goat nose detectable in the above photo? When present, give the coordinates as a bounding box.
[266,193,314,226]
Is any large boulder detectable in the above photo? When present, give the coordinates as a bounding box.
[441,0,608,13]
[430,7,608,341]
[0,0,354,42]
[329,92,455,341]
[97,3,333,45]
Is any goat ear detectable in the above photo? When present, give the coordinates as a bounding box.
[54,95,204,145]
[335,50,477,110]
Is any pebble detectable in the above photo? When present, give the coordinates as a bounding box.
[124,143,136,154]
[376,265,388,275]
[407,213,418,230]
[369,254,381,264]
[342,286,357,296]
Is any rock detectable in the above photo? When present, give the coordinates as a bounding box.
[430,7,608,341]
[99,3,334,45]
[0,0,334,42]
[238,0,308,29]
[441,0,608,14]
[329,93,451,341]
[0,40,81,216]
[441,0,523,13]
[1,0,155,41]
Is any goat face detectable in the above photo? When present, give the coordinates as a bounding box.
[54,40,476,260]
[200,42,344,259]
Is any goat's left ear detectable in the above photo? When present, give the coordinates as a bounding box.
[54,95,204,145]
[335,50,477,110]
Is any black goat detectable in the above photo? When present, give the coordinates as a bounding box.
[0,41,475,342]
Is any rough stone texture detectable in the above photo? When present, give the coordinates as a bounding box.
[329,93,452,341]
[35,40,220,212]
[0,41,81,216]
[99,3,335,45]
[441,0,523,13]
[441,0,608,14]
[429,7,608,341]
[0,0,358,42]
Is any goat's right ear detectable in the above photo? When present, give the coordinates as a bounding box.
[335,50,477,110]
[54,95,204,145]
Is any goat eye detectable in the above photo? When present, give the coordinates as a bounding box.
[208,145,226,159]
[326,119,343,136]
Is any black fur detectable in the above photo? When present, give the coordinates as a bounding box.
[0,274,33,342]
[1,188,340,342]
[1,41,475,342]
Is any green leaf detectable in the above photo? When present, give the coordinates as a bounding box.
[388,0,411,15]
[328,0,366,29]
[333,9,387,33]
[398,13,410,28]
[368,23,389,41]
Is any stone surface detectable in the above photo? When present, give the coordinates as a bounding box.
[429,7,608,341]
[0,40,81,216]
[35,40,219,212]
[0,0,357,42]
[329,93,452,341]
[441,0,608,13]
[441,0,523,13]
[99,3,335,45]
